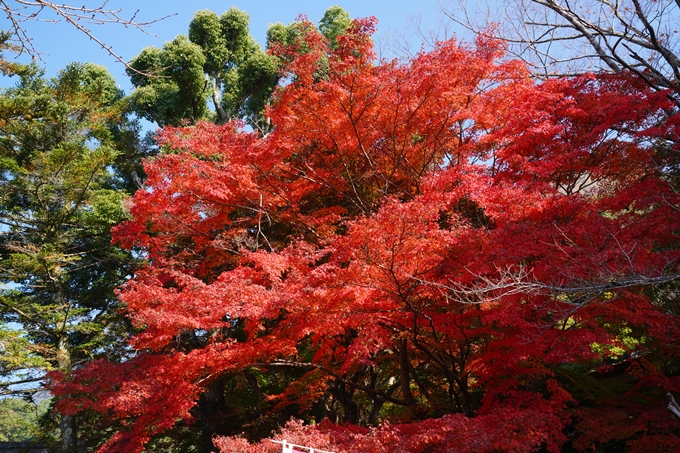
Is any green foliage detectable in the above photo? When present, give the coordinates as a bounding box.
[0,326,52,378]
[0,61,136,367]
[164,35,210,120]
[555,367,631,407]
[0,397,50,441]
[237,51,279,122]
[128,7,277,129]
[127,6,351,131]
[265,22,290,47]
[319,6,352,48]
[266,19,318,53]
[128,37,210,126]
[189,8,256,73]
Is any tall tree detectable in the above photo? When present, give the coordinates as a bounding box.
[126,6,351,132]
[127,7,277,130]
[0,62,141,452]
[54,16,680,453]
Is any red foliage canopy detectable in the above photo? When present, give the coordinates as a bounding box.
[52,17,680,452]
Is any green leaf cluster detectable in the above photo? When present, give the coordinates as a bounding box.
[127,6,351,131]
[127,7,278,129]
[0,397,50,442]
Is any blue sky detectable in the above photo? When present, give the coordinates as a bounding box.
[2,1,456,91]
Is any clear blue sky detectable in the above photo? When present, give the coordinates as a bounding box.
[2,1,457,91]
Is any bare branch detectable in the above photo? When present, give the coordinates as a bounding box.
[442,0,680,103]
[0,0,176,74]
[413,264,680,314]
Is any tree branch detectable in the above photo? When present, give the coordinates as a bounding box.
[0,0,176,75]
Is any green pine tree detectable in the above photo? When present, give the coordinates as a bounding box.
[0,62,142,452]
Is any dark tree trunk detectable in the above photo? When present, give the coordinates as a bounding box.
[197,378,226,453]
[398,339,416,406]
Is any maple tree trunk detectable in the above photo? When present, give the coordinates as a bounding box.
[243,369,265,400]
[408,362,432,408]
[60,415,77,453]
[332,382,359,424]
[368,396,385,426]
[458,375,472,416]
[398,339,417,407]
[197,378,227,453]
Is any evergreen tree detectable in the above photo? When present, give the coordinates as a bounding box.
[0,62,142,452]
[126,6,351,133]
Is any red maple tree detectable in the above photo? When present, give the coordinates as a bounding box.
[52,17,680,452]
